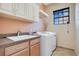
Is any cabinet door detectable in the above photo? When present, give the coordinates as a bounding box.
[11,48,29,56]
[28,4,34,20]
[30,43,40,56]
[32,4,39,22]
[24,3,39,21]
[24,4,33,20]
[30,38,40,46]
[0,48,5,56]
[14,3,25,18]
[0,3,14,15]
[5,41,29,56]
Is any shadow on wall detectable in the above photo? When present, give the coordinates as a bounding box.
[31,19,45,32]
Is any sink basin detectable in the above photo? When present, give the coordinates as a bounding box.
[7,35,37,41]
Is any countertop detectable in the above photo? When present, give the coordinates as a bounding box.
[0,35,40,48]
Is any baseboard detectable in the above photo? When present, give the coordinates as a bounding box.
[51,46,77,56]
[57,46,74,51]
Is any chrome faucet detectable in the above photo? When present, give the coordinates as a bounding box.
[17,30,21,36]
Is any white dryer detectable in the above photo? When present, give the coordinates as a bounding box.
[37,32,56,56]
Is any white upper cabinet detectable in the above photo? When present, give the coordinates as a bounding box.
[32,4,39,22]
[0,3,39,22]
[24,3,39,22]
[14,3,25,18]
[24,4,33,21]
[0,3,14,15]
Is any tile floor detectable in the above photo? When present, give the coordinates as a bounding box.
[52,47,76,56]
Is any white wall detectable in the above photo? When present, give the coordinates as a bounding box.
[75,3,79,55]
[45,3,75,49]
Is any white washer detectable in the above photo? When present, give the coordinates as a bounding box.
[37,32,56,56]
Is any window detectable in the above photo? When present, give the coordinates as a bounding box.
[53,7,70,25]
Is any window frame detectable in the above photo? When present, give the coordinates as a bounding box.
[53,7,70,25]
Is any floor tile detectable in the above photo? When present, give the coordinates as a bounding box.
[53,47,76,56]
